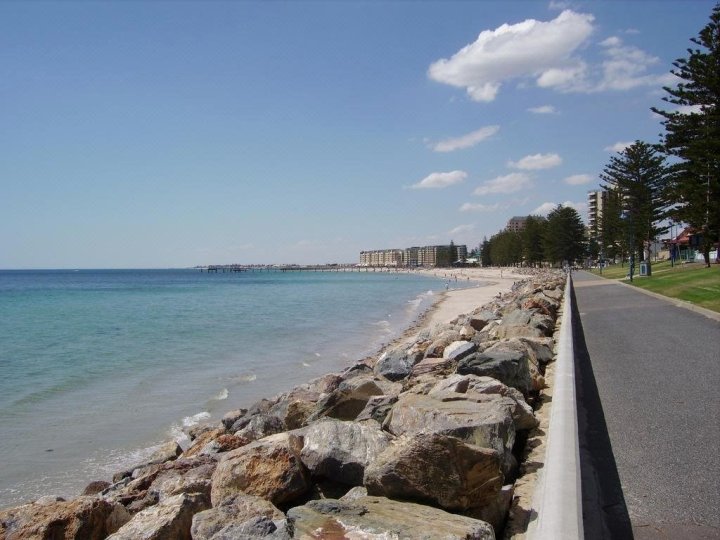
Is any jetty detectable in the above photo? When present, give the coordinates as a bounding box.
[199,264,407,273]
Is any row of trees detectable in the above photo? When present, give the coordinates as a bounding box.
[595,5,719,268]
[479,206,586,267]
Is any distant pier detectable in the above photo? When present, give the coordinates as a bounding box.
[198,264,408,274]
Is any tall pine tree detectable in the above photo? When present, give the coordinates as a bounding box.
[651,4,720,266]
[600,141,668,263]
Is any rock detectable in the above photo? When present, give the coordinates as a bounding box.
[457,339,543,396]
[443,340,478,361]
[364,432,503,511]
[459,324,477,340]
[210,432,309,507]
[269,398,317,430]
[300,419,391,486]
[186,422,225,442]
[0,496,130,540]
[229,399,276,431]
[183,428,226,458]
[411,356,454,377]
[82,480,111,496]
[307,375,396,421]
[190,493,284,540]
[287,496,495,539]
[198,516,292,540]
[234,413,285,441]
[150,440,183,464]
[383,391,515,464]
[429,374,537,431]
[465,484,514,534]
[103,455,217,511]
[221,409,247,430]
[423,330,461,358]
[339,486,368,501]
[374,347,423,382]
[491,308,555,339]
[355,394,397,423]
[145,460,216,502]
[185,431,248,458]
[106,492,209,540]
[521,292,560,317]
[469,311,498,331]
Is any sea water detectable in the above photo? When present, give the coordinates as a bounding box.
[0,268,454,508]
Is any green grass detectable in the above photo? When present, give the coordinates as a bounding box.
[589,260,720,312]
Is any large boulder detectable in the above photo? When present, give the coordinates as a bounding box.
[429,374,537,431]
[374,346,424,382]
[210,432,309,507]
[0,497,130,540]
[307,375,399,421]
[234,413,285,442]
[364,432,503,511]
[190,493,285,540]
[355,395,397,424]
[490,309,555,339]
[106,492,209,540]
[383,391,515,465]
[300,419,392,486]
[287,496,495,539]
[457,339,544,396]
[443,340,478,361]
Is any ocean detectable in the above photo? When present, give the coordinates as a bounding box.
[0,268,453,509]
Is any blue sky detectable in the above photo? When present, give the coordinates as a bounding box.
[0,0,714,268]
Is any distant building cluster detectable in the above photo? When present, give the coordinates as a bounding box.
[359,244,468,268]
[587,189,609,240]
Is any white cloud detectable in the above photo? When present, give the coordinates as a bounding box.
[677,104,704,115]
[448,224,475,234]
[474,172,532,195]
[564,173,593,185]
[508,153,562,170]
[604,141,633,152]
[427,10,595,102]
[528,105,557,114]
[411,170,467,189]
[549,1,572,10]
[460,202,501,212]
[532,200,588,216]
[596,36,666,91]
[432,125,499,152]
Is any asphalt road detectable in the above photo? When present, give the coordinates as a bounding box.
[572,271,720,539]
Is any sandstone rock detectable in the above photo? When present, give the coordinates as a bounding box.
[106,492,208,540]
[374,347,423,382]
[383,391,515,461]
[287,496,495,539]
[469,310,498,331]
[521,292,560,317]
[186,422,225,442]
[190,493,284,540]
[443,340,478,361]
[0,496,130,540]
[339,486,368,501]
[411,356,454,377]
[269,398,317,430]
[210,432,309,507]
[364,432,503,511]
[459,324,477,340]
[197,516,292,540]
[146,460,216,502]
[300,419,391,486]
[183,428,226,458]
[465,484,514,534]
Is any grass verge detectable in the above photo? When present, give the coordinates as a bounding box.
[588,260,720,313]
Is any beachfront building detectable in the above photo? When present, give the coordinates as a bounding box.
[359,244,467,268]
[506,216,527,232]
[587,189,607,240]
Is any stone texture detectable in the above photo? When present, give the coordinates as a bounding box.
[210,432,309,507]
[307,375,397,421]
[234,413,285,442]
[443,340,478,361]
[354,394,397,424]
[287,496,495,539]
[106,492,209,540]
[221,409,247,431]
[364,432,503,511]
[0,497,130,540]
[423,330,461,358]
[457,339,543,396]
[374,346,423,382]
[300,419,391,486]
[190,493,284,540]
[383,391,516,462]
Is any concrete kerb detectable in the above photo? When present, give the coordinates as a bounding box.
[528,273,584,540]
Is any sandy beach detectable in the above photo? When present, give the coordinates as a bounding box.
[413,267,526,327]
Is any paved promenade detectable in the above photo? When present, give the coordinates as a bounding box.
[571,271,719,539]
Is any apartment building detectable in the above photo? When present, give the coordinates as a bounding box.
[359,244,467,268]
[506,216,527,232]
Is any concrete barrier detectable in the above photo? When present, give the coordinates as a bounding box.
[529,273,583,539]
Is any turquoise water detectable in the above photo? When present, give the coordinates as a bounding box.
[0,268,450,508]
